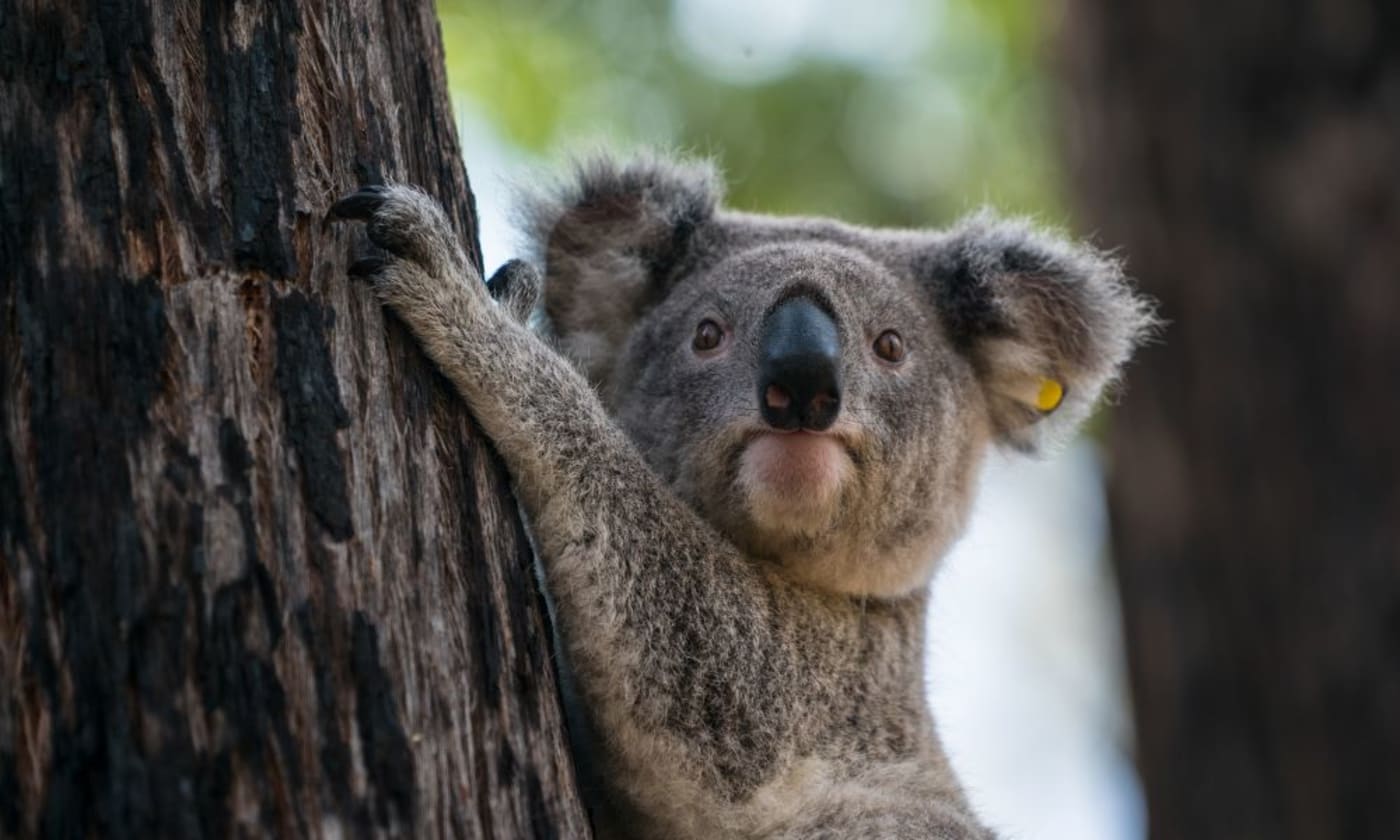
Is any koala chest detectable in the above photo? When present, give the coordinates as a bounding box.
[554,582,930,837]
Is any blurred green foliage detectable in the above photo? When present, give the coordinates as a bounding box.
[438,0,1061,227]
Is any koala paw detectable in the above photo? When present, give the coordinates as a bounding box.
[329,183,484,320]
[486,259,542,326]
[330,184,474,276]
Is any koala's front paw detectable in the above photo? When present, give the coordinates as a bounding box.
[329,184,485,320]
[486,259,542,326]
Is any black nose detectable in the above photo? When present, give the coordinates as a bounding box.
[758,296,842,431]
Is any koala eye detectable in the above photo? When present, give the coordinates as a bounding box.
[873,330,905,364]
[693,319,725,353]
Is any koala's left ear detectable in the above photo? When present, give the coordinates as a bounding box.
[921,212,1158,452]
[522,153,721,392]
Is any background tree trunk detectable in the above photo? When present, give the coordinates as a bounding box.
[1063,1,1400,837]
[0,1,589,836]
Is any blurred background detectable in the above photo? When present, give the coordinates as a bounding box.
[437,1,1400,838]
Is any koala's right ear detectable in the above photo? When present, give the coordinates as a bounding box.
[523,154,721,388]
[920,213,1158,453]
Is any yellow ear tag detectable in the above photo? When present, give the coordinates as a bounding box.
[1035,378,1064,413]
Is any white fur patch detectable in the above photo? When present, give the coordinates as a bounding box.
[738,432,852,535]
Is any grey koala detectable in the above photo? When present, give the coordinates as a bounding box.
[329,154,1154,839]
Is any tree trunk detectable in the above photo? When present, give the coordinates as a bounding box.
[1062,1,1400,837]
[0,1,589,837]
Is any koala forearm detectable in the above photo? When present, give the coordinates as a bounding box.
[405,291,612,511]
[392,268,686,551]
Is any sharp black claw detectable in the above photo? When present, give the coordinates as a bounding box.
[348,256,387,277]
[328,185,390,221]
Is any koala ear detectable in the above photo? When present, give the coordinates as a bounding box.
[923,212,1158,452]
[522,153,721,388]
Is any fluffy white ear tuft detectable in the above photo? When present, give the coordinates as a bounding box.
[520,152,721,393]
[922,212,1159,452]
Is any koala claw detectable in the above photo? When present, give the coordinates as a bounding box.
[347,255,387,278]
[328,185,390,222]
[328,181,478,310]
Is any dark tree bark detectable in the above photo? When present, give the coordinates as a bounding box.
[0,1,589,837]
[1062,1,1400,838]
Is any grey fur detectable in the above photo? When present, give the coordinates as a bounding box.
[330,155,1154,839]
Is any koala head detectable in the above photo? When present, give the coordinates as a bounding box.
[525,154,1154,598]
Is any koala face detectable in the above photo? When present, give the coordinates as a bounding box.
[527,155,1153,597]
[607,236,989,596]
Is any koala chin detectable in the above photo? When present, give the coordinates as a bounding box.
[331,153,1155,839]
[739,430,853,529]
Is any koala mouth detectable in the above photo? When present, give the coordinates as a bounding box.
[736,430,854,534]
[742,431,849,490]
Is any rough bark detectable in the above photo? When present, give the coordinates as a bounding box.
[0,1,589,837]
[1062,1,1400,837]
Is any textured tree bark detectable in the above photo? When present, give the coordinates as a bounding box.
[1062,1,1400,838]
[0,1,589,837]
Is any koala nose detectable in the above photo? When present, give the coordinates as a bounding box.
[758,296,842,432]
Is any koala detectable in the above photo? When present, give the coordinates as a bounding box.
[329,153,1154,839]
